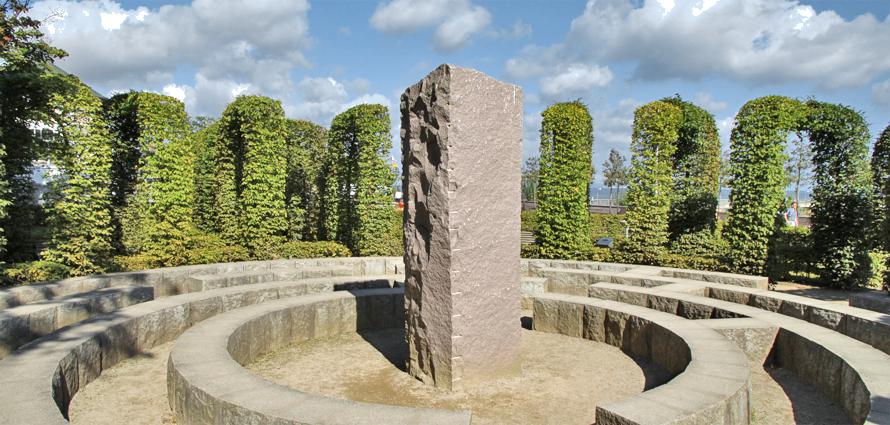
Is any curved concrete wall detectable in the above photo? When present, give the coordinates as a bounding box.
[169,288,471,425]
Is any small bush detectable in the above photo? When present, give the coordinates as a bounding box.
[520,210,538,233]
[868,251,888,290]
[1,261,71,286]
[670,231,727,259]
[589,213,626,240]
[521,243,541,259]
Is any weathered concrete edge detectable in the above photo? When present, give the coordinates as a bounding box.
[532,292,751,425]
[589,282,890,425]
[0,257,404,308]
[0,275,398,425]
[169,289,471,425]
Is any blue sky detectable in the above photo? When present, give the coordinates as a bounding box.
[29,0,890,180]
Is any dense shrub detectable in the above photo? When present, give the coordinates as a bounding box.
[192,123,220,232]
[329,104,396,256]
[623,101,682,263]
[724,96,805,275]
[254,241,351,260]
[805,101,874,289]
[869,251,888,290]
[39,74,115,275]
[766,225,815,283]
[662,97,721,240]
[536,101,594,259]
[215,96,288,253]
[0,261,70,286]
[669,231,728,259]
[589,213,626,240]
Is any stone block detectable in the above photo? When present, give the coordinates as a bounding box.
[402,64,522,389]
[700,318,778,366]
[849,291,890,314]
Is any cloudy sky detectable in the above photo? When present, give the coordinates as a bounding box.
[29,0,890,180]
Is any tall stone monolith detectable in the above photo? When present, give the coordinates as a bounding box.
[401,64,523,390]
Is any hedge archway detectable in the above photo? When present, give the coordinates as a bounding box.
[662,96,721,241]
[536,101,594,259]
[805,101,873,288]
[623,100,682,263]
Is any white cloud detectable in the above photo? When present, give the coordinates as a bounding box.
[873,79,890,109]
[693,92,727,112]
[31,0,312,116]
[507,0,890,89]
[489,20,532,40]
[540,64,613,98]
[370,0,492,51]
[161,83,186,102]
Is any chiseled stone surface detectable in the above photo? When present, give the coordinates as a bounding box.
[700,318,779,366]
[850,291,890,314]
[401,64,523,389]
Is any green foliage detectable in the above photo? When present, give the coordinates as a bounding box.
[284,119,328,241]
[724,96,805,275]
[873,124,890,292]
[114,231,249,270]
[669,231,728,259]
[766,225,815,283]
[106,92,195,262]
[662,96,721,239]
[38,74,115,275]
[522,156,540,202]
[805,101,874,288]
[868,251,888,290]
[252,240,351,261]
[623,101,682,263]
[536,101,594,259]
[520,210,538,232]
[329,104,396,256]
[192,122,219,232]
[0,1,67,262]
[215,96,288,253]
[589,213,625,240]
[0,260,69,286]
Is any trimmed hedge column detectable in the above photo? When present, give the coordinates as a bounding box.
[536,101,594,259]
[329,104,395,256]
[622,101,682,263]
[39,75,115,274]
[724,96,804,275]
[106,92,194,262]
[805,101,874,288]
[215,96,288,253]
[284,119,328,241]
[874,125,890,292]
[662,97,721,239]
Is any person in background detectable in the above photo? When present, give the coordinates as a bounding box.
[784,201,799,227]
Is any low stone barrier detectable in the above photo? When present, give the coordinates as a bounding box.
[850,291,890,314]
[533,293,751,425]
[169,288,472,425]
[588,282,890,424]
[0,285,153,358]
[0,275,397,425]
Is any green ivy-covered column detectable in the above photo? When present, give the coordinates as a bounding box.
[804,101,874,288]
[39,75,115,274]
[623,101,682,263]
[106,92,194,262]
[662,96,721,240]
[724,96,804,275]
[216,96,288,254]
[330,104,395,256]
[874,125,890,292]
[285,119,328,241]
[193,122,219,233]
[536,101,594,259]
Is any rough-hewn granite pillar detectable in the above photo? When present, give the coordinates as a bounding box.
[400,64,523,390]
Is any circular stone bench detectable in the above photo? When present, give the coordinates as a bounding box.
[584,282,890,424]
[0,274,398,425]
[532,292,751,425]
[168,288,471,425]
